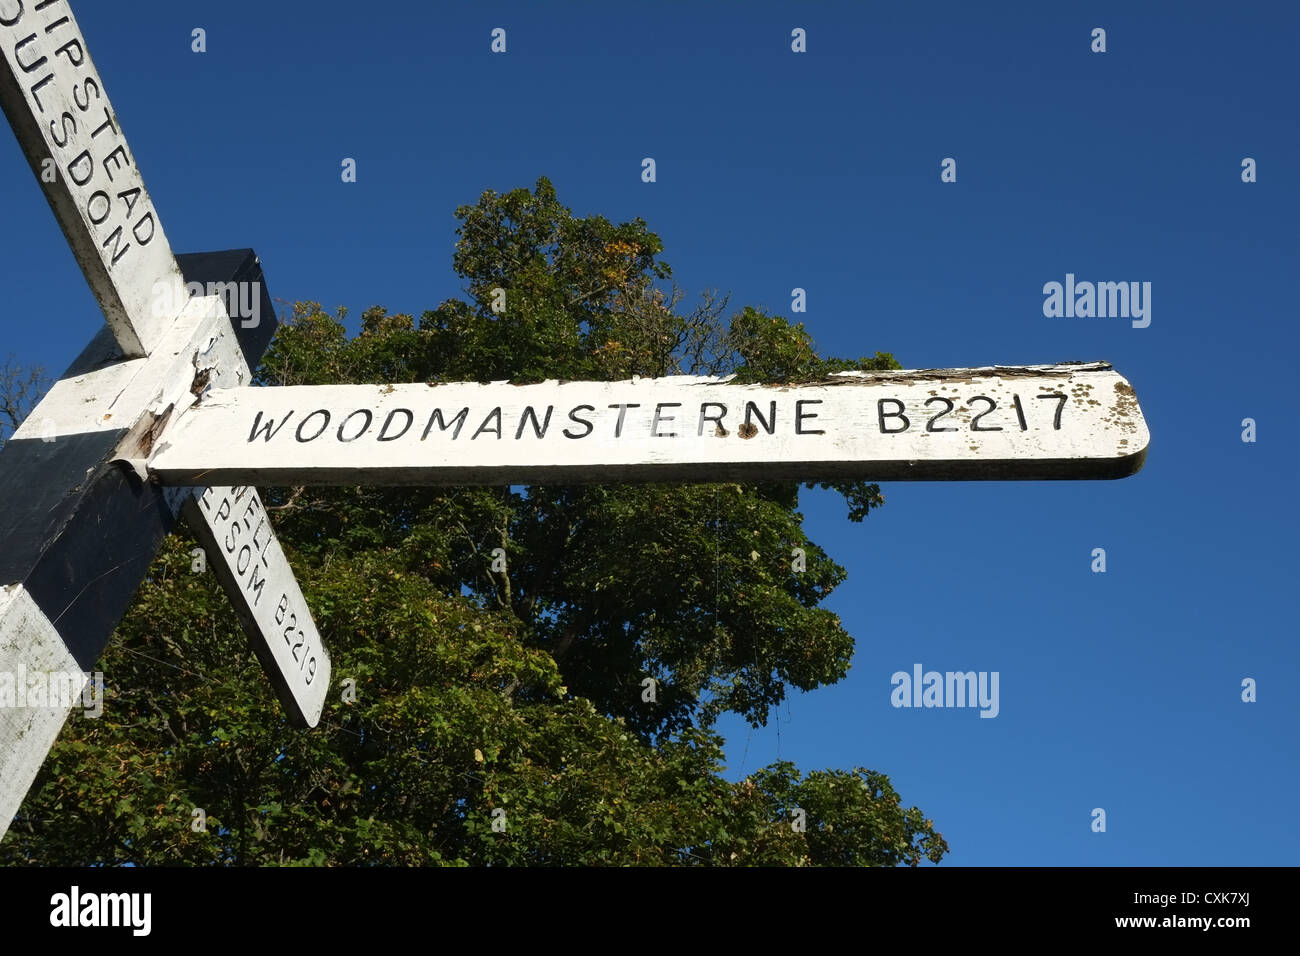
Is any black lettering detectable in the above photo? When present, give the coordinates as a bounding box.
[563,404,595,439]
[336,408,372,441]
[101,225,128,265]
[116,186,140,218]
[608,403,640,438]
[515,404,553,439]
[0,3,24,28]
[1036,393,1067,430]
[924,397,957,432]
[1010,394,1028,431]
[89,106,116,140]
[471,407,502,440]
[14,32,45,73]
[377,408,414,441]
[66,149,91,185]
[72,76,98,111]
[421,407,468,440]
[224,519,240,554]
[101,144,128,181]
[795,399,824,435]
[743,400,776,435]
[131,212,155,246]
[698,402,727,436]
[878,399,909,434]
[248,562,267,607]
[651,402,681,437]
[967,396,1002,432]
[295,409,331,442]
[249,409,293,442]
[86,189,109,225]
[53,37,82,67]
[28,71,53,113]
[48,110,75,148]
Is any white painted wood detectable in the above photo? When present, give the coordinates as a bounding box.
[147,363,1150,485]
[0,296,331,833]
[9,296,331,726]
[12,294,250,445]
[181,487,330,727]
[0,296,242,838]
[0,585,87,841]
[0,1,185,357]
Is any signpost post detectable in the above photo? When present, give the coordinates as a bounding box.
[0,0,329,840]
[0,1,1151,845]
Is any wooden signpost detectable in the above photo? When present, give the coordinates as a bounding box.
[145,363,1147,486]
[0,0,328,840]
[0,1,1152,844]
[181,487,328,724]
[0,0,186,358]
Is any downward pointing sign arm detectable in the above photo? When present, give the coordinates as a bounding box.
[182,487,330,728]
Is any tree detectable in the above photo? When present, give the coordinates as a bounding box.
[0,178,947,866]
[0,355,46,444]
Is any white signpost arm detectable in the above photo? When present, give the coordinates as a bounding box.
[0,1,186,358]
[147,362,1149,487]
[180,487,330,727]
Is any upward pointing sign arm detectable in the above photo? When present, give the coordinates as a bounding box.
[0,0,185,357]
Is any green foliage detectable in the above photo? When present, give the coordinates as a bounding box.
[1,177,944,866]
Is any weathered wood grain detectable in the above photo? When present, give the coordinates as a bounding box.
[148,362,1150,485]
[0,0,185,357]
[0,586,87,835]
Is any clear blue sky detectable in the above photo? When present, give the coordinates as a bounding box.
[1,0,1295,866]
